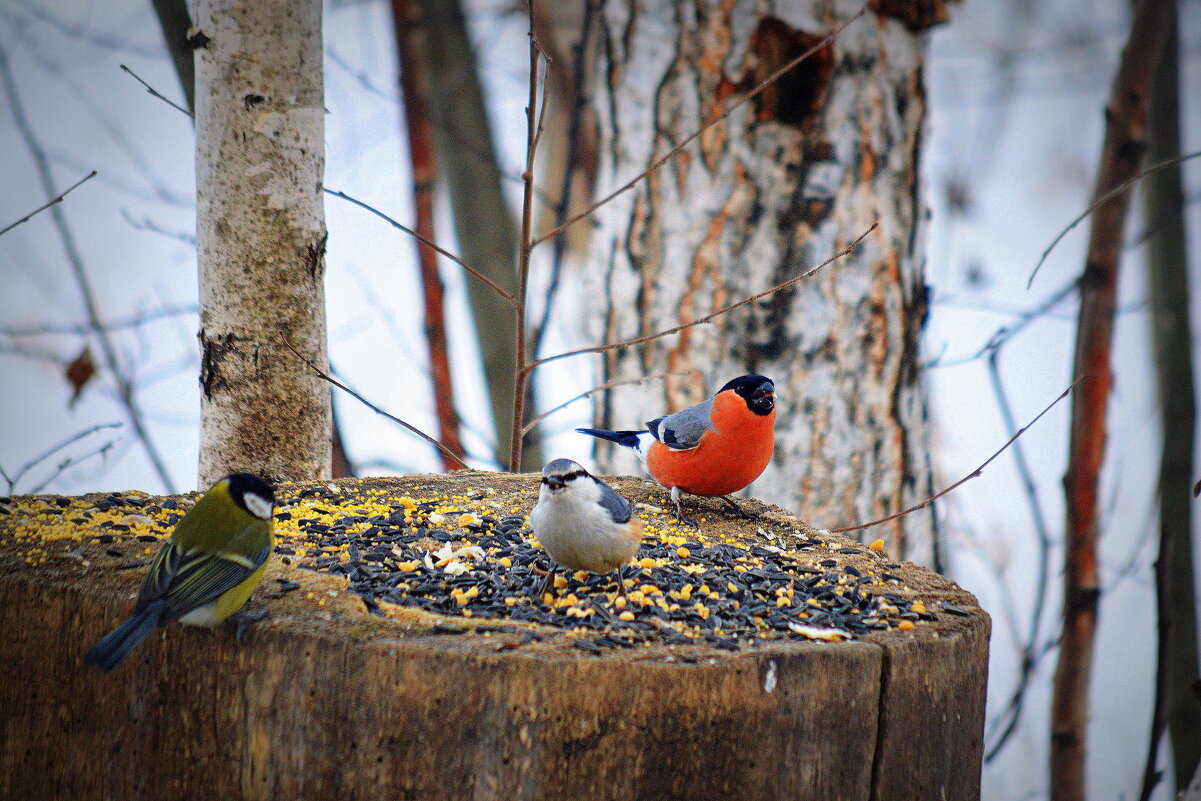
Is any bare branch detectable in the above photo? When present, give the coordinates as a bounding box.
[26,439,118,495]
[0,170,96,237]
[323,187,517,306]
[120,63,192,118]
[528,224,875,373]
[522,372,682,436]
[120,209,197,245]
[1026,149,1201,289]
[506,4,546,472]
[282,340,468,470]
[530,3,869,248]
[0,422,123,494]
[980,346,1056,762]
[1,305,197,337]
[0,41,175,492]
[829,379,1079,534]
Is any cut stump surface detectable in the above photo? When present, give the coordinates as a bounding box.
[0,472,988,801]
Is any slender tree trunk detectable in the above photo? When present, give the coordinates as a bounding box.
[585,1,947,564]
[402,0,541,471]
[392,0,467,471]
[1143,1,1201,790]
[194,0,331,486]
[1050,2,1172,800]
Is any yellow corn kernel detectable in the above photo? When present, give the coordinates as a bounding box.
[869,539,885,551]
[898,620,915,631]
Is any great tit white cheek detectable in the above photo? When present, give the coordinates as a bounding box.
[243,491,274,520]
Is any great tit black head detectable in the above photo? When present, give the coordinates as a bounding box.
[224,473,276,520]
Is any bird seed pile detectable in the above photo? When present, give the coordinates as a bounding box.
[0,473,968,653]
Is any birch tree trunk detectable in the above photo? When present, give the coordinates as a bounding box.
[194,0,331,486]
[585,1,946,563]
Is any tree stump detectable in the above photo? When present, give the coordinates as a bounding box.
[0,472,988,800]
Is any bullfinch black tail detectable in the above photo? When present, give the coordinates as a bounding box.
[576,428,643,449]
[84,599,166,671]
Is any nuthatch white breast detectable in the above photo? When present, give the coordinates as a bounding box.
[530,458,643,600]
[577,375,776,526]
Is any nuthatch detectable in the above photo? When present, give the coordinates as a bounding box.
[577,375,776,526]
[530,458,643,600]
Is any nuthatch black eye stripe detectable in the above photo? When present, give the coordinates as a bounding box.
[541,470,586,484]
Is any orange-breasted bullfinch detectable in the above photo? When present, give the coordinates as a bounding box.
[84,473,276,671]
[577,375,776,526]
[530,458,643,600]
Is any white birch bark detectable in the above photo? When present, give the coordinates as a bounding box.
[585,1,943,564]
[195,0,331,486]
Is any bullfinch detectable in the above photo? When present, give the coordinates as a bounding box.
[577,375,775,526]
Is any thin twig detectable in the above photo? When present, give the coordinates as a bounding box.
[0,422,123,494]
[26,439,118,495]
[120,63,192,118]
[530,3,869,248]
[0,42,175,492]
[1026,149,1201,289]
[522,372,680,436]
[829,379,1079,534]
[282,340,468,470]
[527,224,875,373]
[1,305,197,337]
[980,347,1055,762]
[324,188,517,306]
[0,170,96,237]
[120,209,197,245]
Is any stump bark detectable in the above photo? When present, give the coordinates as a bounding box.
[0,474,988,800]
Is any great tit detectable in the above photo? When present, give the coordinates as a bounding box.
[84,473,276,671]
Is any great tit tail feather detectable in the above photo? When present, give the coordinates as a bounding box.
[575,428,643,449]
[84,599,166,671]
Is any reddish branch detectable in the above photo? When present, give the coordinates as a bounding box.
[1050,3,1172,800]
[392,0,466,470]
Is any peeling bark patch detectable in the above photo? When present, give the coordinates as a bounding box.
[305,232,328,281]
[198,331,241,400]
[869,0,953,32]
[740,18,834,130]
